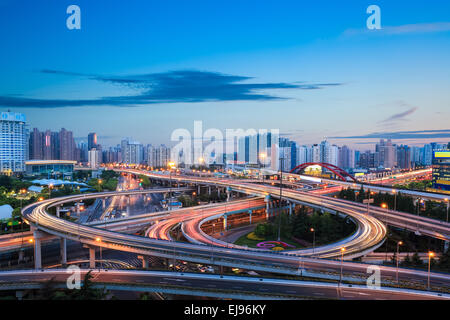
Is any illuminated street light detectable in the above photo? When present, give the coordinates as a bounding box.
[392,189,397,211]
[396,241,403,283]
[428,251,435,290]
[445,198,449,223]
[310,228,316,255]
[48,183,53,198]
[339,247,346,285]
[95,237,101,242]
[167,161,176,208]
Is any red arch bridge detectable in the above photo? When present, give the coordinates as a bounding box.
[289,162,358,182]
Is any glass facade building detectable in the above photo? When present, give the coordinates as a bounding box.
[25,160,76,176]
[432,150,450,192]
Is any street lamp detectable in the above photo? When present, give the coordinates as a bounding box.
[428,251,435,291]
[48,183,53,198]
[168,161,176,207]
[94,237,102,269]
[396,241,403,283]
[310,228,316,255]
[277,156,285,242]
[339,247,346,285]
[445,198,449,223]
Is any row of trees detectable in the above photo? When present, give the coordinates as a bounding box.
[87,170,119,192]
[0,175,32,194]
[388,251,450,272]
[393,180,432,191]
[338,187,448,222]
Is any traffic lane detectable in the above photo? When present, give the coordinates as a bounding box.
[0,270,445,300]
[21,179,450,288]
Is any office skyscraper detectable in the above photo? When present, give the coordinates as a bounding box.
[0,112,27,173]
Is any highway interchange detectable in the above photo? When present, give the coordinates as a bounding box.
[1,168,450,299]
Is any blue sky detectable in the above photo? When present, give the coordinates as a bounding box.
[0,0,449,149]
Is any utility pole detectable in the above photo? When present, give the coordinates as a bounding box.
[277,156,285,241]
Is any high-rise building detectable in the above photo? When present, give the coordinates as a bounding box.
[146,144,171,168]
[59,128,76,160]
[431,150,450,192]
[311,144,321,163]
[0,112,27,173]
[295,145,308,166]
[88,132,98,150]
[121,138,144,164]
[78,141,88,163]
[396,145,411,169]
[377,139,396,169]
[88,148,102,169]
[29,128,43,160]
[338,145,355,170]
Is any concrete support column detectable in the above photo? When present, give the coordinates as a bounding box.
[208,186,211,195]
[217,187,221,197]
[33,230,43,269]
[138,255,149,269]
[198,185,201,194]
[289,201,293,217]
[102,198,106,210]
[445,241,449,253]
[126,195,130,216]
[88,246,96,269]
[56,206,60,218]
[223,215,228,231]
[76,202,80,214]
[248,210,252,224]
[264,195,271,220]
[18,249,25,263]
[60,238,67,266]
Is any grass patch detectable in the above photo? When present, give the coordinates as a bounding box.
[234,232,304,250]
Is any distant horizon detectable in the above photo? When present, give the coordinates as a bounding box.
[18,115,449,153]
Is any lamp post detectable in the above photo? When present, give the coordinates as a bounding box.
[167,161,175,209]
[396,241,403,283]
[428,251,435,291]
[445,198,449,223]
[339,247,346,285]
[310,228,315,256]
[95,237,102,269]
[48,183,53,198]
[392,189,397,211]
[277,156,285,242]
[381,203,389,261]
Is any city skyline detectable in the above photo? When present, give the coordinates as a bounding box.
[0,0,449,148]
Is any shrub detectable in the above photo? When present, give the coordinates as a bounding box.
[247,232,264,241]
